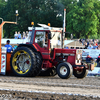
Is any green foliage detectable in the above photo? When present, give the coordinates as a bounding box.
[0,0,100,39]
[0,0,64,38]
[66,0,100,39]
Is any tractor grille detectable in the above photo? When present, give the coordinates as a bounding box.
[75,49,82,65]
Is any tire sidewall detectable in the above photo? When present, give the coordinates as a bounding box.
[10,47,35,77]
[57,62,71,79]
[73,67,88,78]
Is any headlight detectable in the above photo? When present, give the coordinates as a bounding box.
[76,49,82,54]
[76,52,82,64]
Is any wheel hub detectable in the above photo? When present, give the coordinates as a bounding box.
[26,60,29,64]
[64,69,66,72]
[60,66,67,75]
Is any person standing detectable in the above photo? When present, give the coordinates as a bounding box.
[14,31,18,39]
[93,43,98,49]
[26,31,29,38]
[22,31,26,39]
[84,42,88,49]
[18,31,22,39]
[97,54,100,67]
[86,54,93,63]
[87,44,93,49]
[5,40,13,53]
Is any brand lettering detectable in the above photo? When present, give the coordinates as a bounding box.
[2,60,5,64]
[2,56,5,59]
[1,65,5,69]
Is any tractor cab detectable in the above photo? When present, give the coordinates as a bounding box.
[28,25,62,48]
[27,24,62,60]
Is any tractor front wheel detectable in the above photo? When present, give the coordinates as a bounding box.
[73,67,88,79]
[57,62,73,79]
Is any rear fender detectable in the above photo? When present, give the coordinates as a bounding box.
[18,44,37,52]
[18,44,42,60]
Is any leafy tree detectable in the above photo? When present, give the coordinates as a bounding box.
[1,0,63,38]
[1,0,100,39]
[93,0,100,37]
[59,0,78,38]
[66,0,99,39]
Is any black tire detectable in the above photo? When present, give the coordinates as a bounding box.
[33,52,42,76]
[73,67,88,79]
[10,47,37,77]
[39,66,57,76]
[57,62,73,79]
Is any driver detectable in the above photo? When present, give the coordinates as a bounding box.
[43,31,48,47]
[45,32,48,44]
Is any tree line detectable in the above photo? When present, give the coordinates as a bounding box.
[0,0,100,39]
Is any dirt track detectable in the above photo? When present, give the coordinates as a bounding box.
[0,75,100,100]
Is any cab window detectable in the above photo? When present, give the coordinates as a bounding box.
[35,31,49,48]
[35,31,45,47]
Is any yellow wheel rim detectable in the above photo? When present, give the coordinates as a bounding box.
[12,50,31,74]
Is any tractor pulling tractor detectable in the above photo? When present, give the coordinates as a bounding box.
[0,9,94,79]
[4,23,93,79]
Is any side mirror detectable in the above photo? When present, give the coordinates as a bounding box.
[48,32,51,39]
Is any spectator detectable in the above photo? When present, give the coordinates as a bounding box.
[5,40,13,53]
[93,39,94,42]
[86,54,93,63]
[84,42,88,49]
[95,41,98,46]
[26,31,29,38]
[82,39,85,45]
[87,44,93,49]
[23,31,26,39]
[79,39,82,43]
[93,43,98,49]
[86,39,89,46]
[13,44,19,51]
[96,39,99,45]
[18,31,22,39]
[14,31,18,39]
[98,44,100,50]
[96,54,100,67]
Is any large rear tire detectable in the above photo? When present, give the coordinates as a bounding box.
[10,47,37,77]
[33,52,42,76]
[73,67,88,79]
[57,62,73,79]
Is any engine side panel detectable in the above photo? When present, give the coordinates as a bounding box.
[52,48,76,65]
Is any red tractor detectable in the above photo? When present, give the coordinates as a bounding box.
[10,24,94,79]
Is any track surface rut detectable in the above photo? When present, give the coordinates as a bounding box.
[0,75,100,99]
